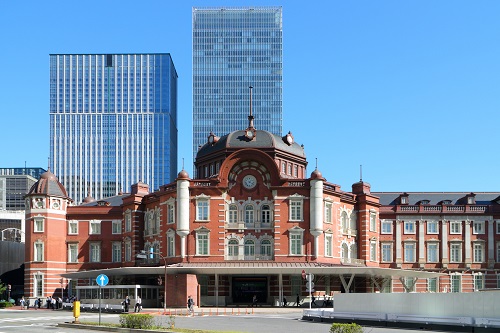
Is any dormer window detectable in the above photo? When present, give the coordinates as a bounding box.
[417,200,430,205]
[466,193,476,205]
[400,193,409,205]
[439,200,452,205]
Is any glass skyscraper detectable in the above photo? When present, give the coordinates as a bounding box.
[192,7,283,162]
[50,54,178,203]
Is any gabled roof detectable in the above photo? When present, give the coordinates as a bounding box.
[373,192,500,206]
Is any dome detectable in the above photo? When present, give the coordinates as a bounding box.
[177,169,190,180]
[28,170,68,198]
[310,168,324,180]
[196,129,306,160]
[82,194,96,204]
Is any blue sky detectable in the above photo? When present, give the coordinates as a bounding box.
[1,1,499,193]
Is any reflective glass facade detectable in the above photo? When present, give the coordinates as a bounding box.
[192,7,283,160]
[50,54,178,203]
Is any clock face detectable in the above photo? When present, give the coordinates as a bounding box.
[286,135,293,144]
[242,175,257,189]
[208,135,214,143]
[246,130,254,139]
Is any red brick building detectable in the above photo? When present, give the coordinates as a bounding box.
[24,120,499,307]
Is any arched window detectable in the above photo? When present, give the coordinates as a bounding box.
[245,205,254,224]
[341,211,348,230]
[261,204,271,224]
[244,240,255,257]
[341,243,348,259]
[228,239,239,258]
[260,239,272,258]
[350,244,357,259]
[229,205,238,223]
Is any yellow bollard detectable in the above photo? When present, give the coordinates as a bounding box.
[231,308,234,315]
[73,300,80,323]
[237,308,240,315]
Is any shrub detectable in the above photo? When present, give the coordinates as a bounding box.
[119,313,154,329]
[329,322,363,333]
[0,301,13,308]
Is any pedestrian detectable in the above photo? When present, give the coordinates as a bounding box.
[187,295,194,315]
[296,294,300,307]
[283,296,287,307]
[46,296,51,309]
[311,295,317,307]
[252,294,257,307]
[51,297,56,310]
[134,295,142,312]
[123,295,130,312]
[20,296,25,310]
[37,297,42,309]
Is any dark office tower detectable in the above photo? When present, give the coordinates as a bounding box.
[192,7,283,166]
[50,54,178,203]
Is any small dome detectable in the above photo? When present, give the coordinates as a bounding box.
[310,169,324,180]
[177,169,190,180]
[28,170,68,198]
[82,194,96,204]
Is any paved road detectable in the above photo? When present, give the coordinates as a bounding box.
[0,306,458,333]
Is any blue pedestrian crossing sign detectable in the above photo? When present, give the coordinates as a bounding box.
[96,274,109,287]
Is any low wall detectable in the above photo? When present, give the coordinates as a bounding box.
[334,291,500,319]
[0,241,24,276]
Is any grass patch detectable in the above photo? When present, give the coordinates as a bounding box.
[78,320,244,333]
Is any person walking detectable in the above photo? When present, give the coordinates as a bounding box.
[123,295,130,312]
[134,296,142,312]
[20,296,25,310]
[252,294,258,307]
[296,294,300,307]
[311,295,317,307]
[283,296,287,307]
[187,295,194,316]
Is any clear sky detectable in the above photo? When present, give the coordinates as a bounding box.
[1,1,499,193]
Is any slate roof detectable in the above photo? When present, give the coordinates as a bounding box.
[80,194,128,207]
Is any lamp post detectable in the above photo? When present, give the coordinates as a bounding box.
[137,250,167,314]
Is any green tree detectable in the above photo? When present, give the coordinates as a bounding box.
[0,280,6,298]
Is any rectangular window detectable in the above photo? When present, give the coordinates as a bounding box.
[290,233,302,255]
[290,200,303,221]
[167,234,175,257]
[34,242,44,262]
[497,275,500,289]
[370,242,376,261]
[34,218,44,232]
[450,243,462,263]
[167,204,175,224]
[68,220,78,234]
[427,221,438,234]
[381,220,392,234]
[125,213,132,232]
[34,274,43,297]
[473,221,485,234]
[112,220,122,234]
[112,242,121,262]
[370,212,377,232]
[68,243,78,263]
[325,234,332,257]
[381,243,392,262]
[497,243,500,263]
[89,220,101,235]
[496,221,500,234]
[324,202,332,223]
[90,243,101,262]
[404,243,416,262]
[404,221,415,234]
[450,221,461,234]
[473,243,484,262]
[428,278,438,292]
[427,243,439,262]
[451,275,461,293]
[474,274,484,291]
[196,200,209,221]
[196,233,209,255]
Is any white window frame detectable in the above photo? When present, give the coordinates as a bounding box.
[496,221,500,234]
[324,202,332,224]
[260,239,272,258]
[325,233,333,257]
[244,205,254,224]
[451,274,462,293]
[261,204,271,224]
[473,242,484,263]
[497,242,500,263]
[450,221,461,234]
[244,239,255,258]
[381,220,392,234]
[228,239,239,259]
[404,221,415,234]
[196,196,210,221]
[89,220,101,235]
[167,203,175,224]
[34,241,44,262]
[68,243,78,263]
[68,220,79,235]
[34,217,44,233]
[124,239,131,262]
[90,242,101,262]
[369,212,377,232]
[427,243,439,263]
[381,243,392,263]
[125,211,132,232]
[450,243,462,263]
[289,227,304,255]
[167,230,175,257]
[404,242,416,262]
[427,277,438,292]
[427,221,438,234]
[112,220,122,234]
[289,196,304,221]
[196,230,209,255]
[228,204,238,223]
[112,242,122,263]
[370,241,377,261]
[474,273,484,291]
[34,273,43,297]
[473,221,485,234]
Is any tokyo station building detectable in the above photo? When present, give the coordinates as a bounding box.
[24,116,500,307]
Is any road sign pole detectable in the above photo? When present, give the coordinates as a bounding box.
[98,286,101,326]
[309,274,312,310]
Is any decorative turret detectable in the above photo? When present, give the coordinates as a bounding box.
[176,169,191,258]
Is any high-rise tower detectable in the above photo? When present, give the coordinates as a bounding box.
[192,7,283,167]
[50,54,178,203]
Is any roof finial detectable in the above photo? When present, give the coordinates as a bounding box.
[360,164,363,182]
[47,157,50,172]
[315,158,318,170]
[248,86,254,129]
[182,158,185,170]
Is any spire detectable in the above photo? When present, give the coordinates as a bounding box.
[248,86,254,129]
[360,164,363,182]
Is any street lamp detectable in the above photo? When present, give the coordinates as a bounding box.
[137,250,167,314]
